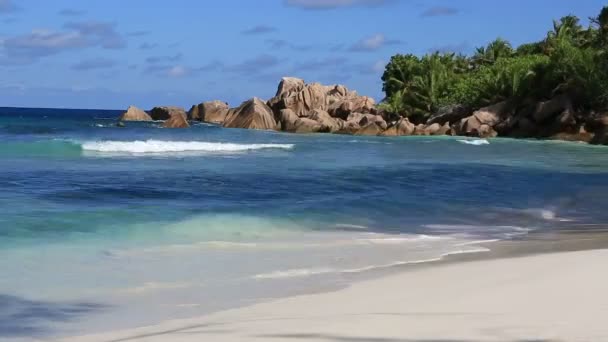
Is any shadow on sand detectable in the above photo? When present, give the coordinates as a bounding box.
[0,294,107,338]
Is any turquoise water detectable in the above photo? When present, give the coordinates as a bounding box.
[1,107,608,340]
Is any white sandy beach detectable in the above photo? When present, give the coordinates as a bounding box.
[61,249,608,342]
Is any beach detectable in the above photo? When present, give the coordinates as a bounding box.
[61,241,608,342]
[2,108,608,342]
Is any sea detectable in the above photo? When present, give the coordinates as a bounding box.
[1,107,608,340]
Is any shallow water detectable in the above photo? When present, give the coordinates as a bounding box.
[2,107,608,340]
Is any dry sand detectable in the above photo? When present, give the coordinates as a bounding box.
[61,248,608,342]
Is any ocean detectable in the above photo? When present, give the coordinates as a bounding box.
[1,107,608,340]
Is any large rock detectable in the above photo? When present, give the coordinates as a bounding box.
[359,114,387,130]
[150,106,187,121]
[223,97,277,130]
[188,100,229,124]
[294,117,324,133]
[162,111,189,128]
[380,118,415,136]
[277,109,299,132]
[355,122,383,136]
[533,95,573,123]
[328,96,376,120]
[267,78,376,121]
[335,120,361,135]
[456,101,511,137]
[424,122,451,136]
[268,82,328,117]
[308,109,343,132]
[275,77,305,97]
[589,114,608,145]
[120,106,152,121]
[427,104,471,125]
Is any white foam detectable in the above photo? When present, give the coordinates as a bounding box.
[119,281,194,295]
[252,247,490,280]
[81,140,294,153]
[458,139,490,146]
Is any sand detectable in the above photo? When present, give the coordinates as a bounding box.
[61,249,608,342]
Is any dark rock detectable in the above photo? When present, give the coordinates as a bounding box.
[427,104,471,125]
[150,106,187,121]
[533,95,573,123]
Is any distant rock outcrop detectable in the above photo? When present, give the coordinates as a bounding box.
[267,77,376,121]
[189,100,230,124]
[223,97,277,130]
[162,111,189,128]
[150,106,187,121]
[120,106,152,121]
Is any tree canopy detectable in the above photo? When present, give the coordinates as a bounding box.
[380,6,608,122]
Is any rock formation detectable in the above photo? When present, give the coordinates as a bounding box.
[120,106,152,121]
[223,97,277,130]
[162,111,189,128]
[150,106,187,121]
[188,100,229,124]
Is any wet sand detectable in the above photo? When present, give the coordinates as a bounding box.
[60,231,608,342]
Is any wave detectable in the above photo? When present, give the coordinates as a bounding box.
[80,140,295,154]
[458,139,490,146]
[252,247,490,280]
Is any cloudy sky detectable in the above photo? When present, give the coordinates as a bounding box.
[0,0,605,109]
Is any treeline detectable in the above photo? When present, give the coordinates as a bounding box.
[380,6,608,123]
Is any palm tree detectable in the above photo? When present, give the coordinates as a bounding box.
[472,38,513,67]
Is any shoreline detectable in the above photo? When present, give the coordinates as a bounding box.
[58,230,608,342]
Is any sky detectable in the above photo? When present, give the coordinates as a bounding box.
[0,0,606,109]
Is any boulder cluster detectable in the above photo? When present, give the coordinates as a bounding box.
[119,76,608,145]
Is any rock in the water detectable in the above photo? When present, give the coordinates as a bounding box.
[189,100,230,124]
[533,95,573,123]
[150,106,187,121]
[120,106,152,121]
[427,104,471,125]
[456,101,511,137]
[478,124,497,138]
[358,114,387,130]
[335,120,361,135]
[278,109,299,132]
[162,111,189,128]
[381,118,415,136]
[223,97,276,130]
[188,105,200,121]
[355,122,382,136]
[294,117,324,133]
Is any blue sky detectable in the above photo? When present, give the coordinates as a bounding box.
[0,0,605,109]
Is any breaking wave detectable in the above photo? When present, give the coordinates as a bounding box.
[458,139,490,146]
[80,140,295,153]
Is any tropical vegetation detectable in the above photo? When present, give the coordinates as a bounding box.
[380,6,608,123]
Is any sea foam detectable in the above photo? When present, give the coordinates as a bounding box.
[457,139,490,146]
[81,140,294,153]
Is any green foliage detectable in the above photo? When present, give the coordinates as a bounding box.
[380,5,608,116]
[472,38,513,68]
